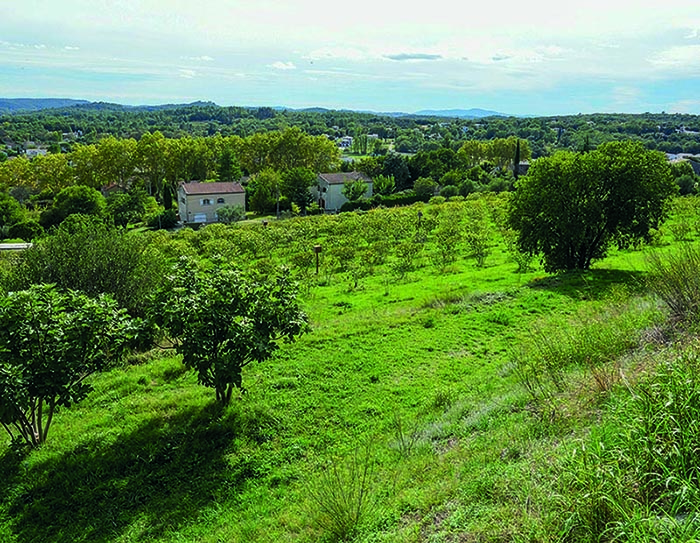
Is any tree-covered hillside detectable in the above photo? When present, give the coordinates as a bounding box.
[2,103,700,158]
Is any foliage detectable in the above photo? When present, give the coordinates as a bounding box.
[40,185,107,229]
[150,258,308,404]
[147,208,179,230]
[217,145,243,182]
[0,285,134,447]
[280,167,315,212]
[6,220,43,242]
[413,177,438,201]
[216,204,245,223]
[247,169,281,214]
[309,445,376,542]
[372,174,395,196]
[648,243,700,321]
[559,350,700,542]
[6,215,167,317]
[676,173,698,195]
[439,184,459,198]
[0,192,23,228]
[106,188,151,227]
[508,141,677,272]
[341,178,369,202]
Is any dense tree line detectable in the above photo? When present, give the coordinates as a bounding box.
[3,103,700,161]
[0,127,341,235]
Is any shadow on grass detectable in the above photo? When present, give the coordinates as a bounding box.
[527,268,648,300]
[4,403,261,543]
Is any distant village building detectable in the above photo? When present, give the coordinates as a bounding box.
[178,181,245,224]
[25,148,48,159]
[337,136,353,149]
[312,172,372,212]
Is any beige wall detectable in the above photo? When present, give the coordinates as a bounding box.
[178,188,245,223]
[313,181,373,211]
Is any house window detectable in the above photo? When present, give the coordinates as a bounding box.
[200,198,212,206]
[217,197,225,204]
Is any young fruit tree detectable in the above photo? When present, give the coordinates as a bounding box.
[151,258,308,405]
[0,285,135,447]
[508,141,677,272]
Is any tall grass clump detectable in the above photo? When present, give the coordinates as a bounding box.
[648,244,700,322]
[557,349,700,542]
[308,445,377,542]
[513,295,658,407]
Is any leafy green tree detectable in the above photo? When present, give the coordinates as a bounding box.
[136,131,168,199]
[106,188,150,227]
[342,178,369,202]
[439,185,459,198]
[150,258,308,405]
[217,145,243,182]
[372,174,395,196]
[95,136,137,189]
[31,153,75,194]
[281,167,316,213]
[247,169,281,214]
[70,144,102,189]
[0,285,134,447]
[147,208,179,230]
[508,141,677,272]
[382,154,411,190]
[9,215,166,317]
[0,192,23,228]
[414,177,437,201]
[40,185,106,229]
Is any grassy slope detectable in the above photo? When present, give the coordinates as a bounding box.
[0,215,675,542]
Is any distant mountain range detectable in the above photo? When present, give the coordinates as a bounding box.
[0,98,91,113]
[0,98,515,118]
[0,98,218,114]
[413,108,509,118]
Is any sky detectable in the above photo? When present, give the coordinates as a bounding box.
[2,1,700,116]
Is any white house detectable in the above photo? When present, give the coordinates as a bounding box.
[312,172,373,212]
[178,181,245,224]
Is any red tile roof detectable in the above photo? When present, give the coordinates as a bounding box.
[180,182,245,195]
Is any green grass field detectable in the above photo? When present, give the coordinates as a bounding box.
[2,197,700,542]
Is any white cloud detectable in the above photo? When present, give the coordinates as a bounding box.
[179,68,196,78]
[649,45,700,68]
[64,45,80,50]
[668,98,700,112]
[269,61,296,70]
[181,55,214,62]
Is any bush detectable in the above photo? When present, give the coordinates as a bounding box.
[6,215,167,317]
[7,220,43,242]
[376,190,421,208]
[40,185,107,229]
[414,177,437,201]
[216,204,245,223]
[340,199,373,213]
[439,184,459,198]
[148,208,179,230]
[648,244,700,321]
[308,445,376,542]
[676,173,698,195]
